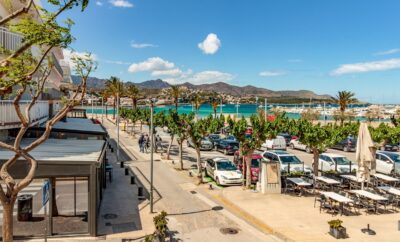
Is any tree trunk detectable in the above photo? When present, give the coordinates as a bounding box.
[178,140,183,170]
[2,199,16,242]
[195,147,202,184]
[166,134,174,160]
[313,148,320,176]
[245,153,253,189]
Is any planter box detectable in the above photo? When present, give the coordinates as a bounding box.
[329,227,347,239]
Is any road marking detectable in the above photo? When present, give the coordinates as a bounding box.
[193,192,284,242]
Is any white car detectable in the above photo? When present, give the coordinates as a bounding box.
[261,136,286,151]
[205,157,243,186]
[318,153,358,173]
[376,151,400,175]
[262,150,313,175]
[289,138,312,153]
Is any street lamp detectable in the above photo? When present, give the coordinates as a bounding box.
[149,97,157,213]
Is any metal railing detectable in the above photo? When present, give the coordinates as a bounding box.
[0,100,49,129]
[0,27,23,52]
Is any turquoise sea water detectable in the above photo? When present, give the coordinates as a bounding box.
[85,103,377,121]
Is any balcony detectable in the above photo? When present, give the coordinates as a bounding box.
[0,100,49,130]
[0,27,23,52]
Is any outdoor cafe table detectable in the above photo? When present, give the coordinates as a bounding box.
[321,192,353,215]
[350,190,388,213]
[372,173,400,186]
[340,175,364,189]
[377,186,400,197]
[286,177,312,196]
[316,176,341,190]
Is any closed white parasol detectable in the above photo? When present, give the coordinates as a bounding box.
[356,123,377,190]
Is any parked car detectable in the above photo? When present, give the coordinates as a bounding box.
[208,134,221,147]
[289,138,312,153]
[377,143,399,151]
[262,150,312,175]
[331,136,357,152]
[261,136,286,151]
[224,135,237,141]
[205,157,243,185]
[376,151,400,175]
[233,151,262,183]
[278,133,293,146]
[215,140,239,155]
[187,137,214,151]
[317,153,358,173]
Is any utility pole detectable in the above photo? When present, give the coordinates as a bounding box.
[117,92,120,166]
[150,99,155,213]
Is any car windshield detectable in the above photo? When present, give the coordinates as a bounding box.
[333,157,352,165]
[251,159,260,167]
[216,161,237,171]
[385,153,400,163]
[227,142,239,146]
[279,155,302,164]
[209,135,220,140]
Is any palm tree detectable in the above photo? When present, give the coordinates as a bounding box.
[210,94,220,118]
[105,76,124,119]
[125,84,141,110]
[333,91,357,125]
[168,85,182,111]
[191,92,203,119]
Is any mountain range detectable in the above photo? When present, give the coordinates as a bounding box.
[71,75,332,100]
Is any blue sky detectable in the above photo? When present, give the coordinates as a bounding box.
[46,0,400,103]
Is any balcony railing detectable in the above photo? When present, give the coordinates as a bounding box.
[0,27,23,52]
[0,100,49,130]
[52,53,64,77]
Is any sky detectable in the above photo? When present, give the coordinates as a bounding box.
[44,0,400,103]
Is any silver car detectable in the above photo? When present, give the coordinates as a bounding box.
[187,137,214,151]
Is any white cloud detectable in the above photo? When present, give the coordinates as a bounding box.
[128,57,175,73]
[374,48,400,56]
[165,71,234,85]
[259,71,286,77]
[152,68,183,77]
[331,58,400,76]
[130,41,158,49]
[62,49,97,70]
[104,60,131,65]
[198,33,221,55]
[109,0,134,8]
[96,1,103,6]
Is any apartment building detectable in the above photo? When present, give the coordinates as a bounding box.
[0,0,72,133]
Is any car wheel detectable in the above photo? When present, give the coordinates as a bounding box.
[305,147,311,153]
[343,146,349,152]
[290,143,295,149]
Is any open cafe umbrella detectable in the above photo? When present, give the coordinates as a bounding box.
[355,123,377,190]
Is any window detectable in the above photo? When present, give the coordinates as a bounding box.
[380,155,390,162]
[216,161,237,171]
[279,155,302,164]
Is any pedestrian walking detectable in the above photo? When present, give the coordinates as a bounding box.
[139,134,145,153]
[144,134,150,153]
[155,134,163,153]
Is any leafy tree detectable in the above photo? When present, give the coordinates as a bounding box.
[190,92,203,119]
[226,115,235,133]
[187,118,210,183]
[232,112,270,188]
[370,123,400,150]
[0,1,93,241]
[301,108,320,121]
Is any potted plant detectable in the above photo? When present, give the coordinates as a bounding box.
[328,219,347,239]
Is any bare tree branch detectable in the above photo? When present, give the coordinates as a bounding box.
[0,155,19,196]
[13,152,36,195]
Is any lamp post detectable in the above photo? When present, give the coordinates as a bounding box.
[117,92,120,167]
[149,98,156,213]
